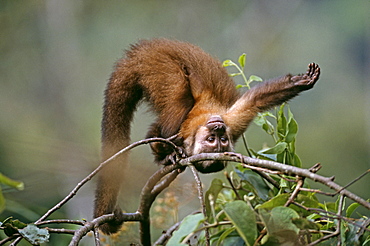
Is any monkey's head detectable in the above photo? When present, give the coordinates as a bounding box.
[182,115,233,173]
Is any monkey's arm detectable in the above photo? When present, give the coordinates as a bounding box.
[225,63,320,139]
[146,123,185,165]
[248,63,319,111]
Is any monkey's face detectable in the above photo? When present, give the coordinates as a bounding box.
[187,116,233,173]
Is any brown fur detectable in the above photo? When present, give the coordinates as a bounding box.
[94,38,320,234]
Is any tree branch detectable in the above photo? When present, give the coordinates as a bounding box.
[3,141,368,245]
[36,137,179,224]
[178,152,370,210]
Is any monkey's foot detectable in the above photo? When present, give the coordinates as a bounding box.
[98,207,125,235]
[292,63,320,88]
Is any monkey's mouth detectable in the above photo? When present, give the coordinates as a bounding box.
[206,115,224,124]
[193,160,226,173]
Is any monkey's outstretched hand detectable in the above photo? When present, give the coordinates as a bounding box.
[291,63,321,88]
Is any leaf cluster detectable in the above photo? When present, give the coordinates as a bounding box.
[167,55,369,246]
[169,107,369,245]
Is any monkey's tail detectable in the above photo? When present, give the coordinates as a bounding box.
[94,71,143,234]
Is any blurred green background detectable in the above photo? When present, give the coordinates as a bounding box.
[0,0,369,244]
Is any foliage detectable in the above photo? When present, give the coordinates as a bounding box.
[168,54,370,245]
[0,173,24,214]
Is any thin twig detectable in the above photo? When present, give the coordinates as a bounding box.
[284,177,304,207]
[9,237,22,246]
[241,134,281,189]
[292,202,369,230]
[36,219,85,226]
[298,187,338,196]
[181,221,233,243]
[36,137,178,224]
[241,134,253,157]
[307,195,344,245]
[46,228,76,234]
[93,227,100,246]
[153,221,181,245]
[225,171,242,200]
[188,165,210,246]
[69,213,142,246]
[336,195,345,246]
[0,235,19,245]
[152,170,181,195]
[335,169,370,195]
[138,162,182,246]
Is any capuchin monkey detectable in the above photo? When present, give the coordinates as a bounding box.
[94,38,320,234]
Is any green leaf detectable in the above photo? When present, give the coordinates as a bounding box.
[260,142,287,154]
[254,112,276,128]
[276,151,286,163]
[216,227,236,246]
[248,75,263,83]
[259,206,300,235]
[2,217,27,237]
[319,202,336,213]
[295,195,320,215]
[263,119,275,135]
[277,105,287,139]
[342,223,359,245]
[292,153,302,167]
[289,137,296,153]
[258,193,319,216]
[253,116,264,126]
[236,169,270,200]
[229,72,241,77]
[362,235,370,245]
[238,53,246,68]
[19,224,49,245]
[287,105,294,121]
[292,218,320,230]
[249,150,276,161]
[167,213,204,245]
[0,173,24,190]
[205,178,224,218]
[286,117,298,143]
[263,111,277,118]
[257,193,289,210]
[4,222,20,237]
[335,195,346,211]
[279,178,289,189]
[222,59,236,67]
[346,202,360,217]
[224,201,257,246]
[259,207,300,245]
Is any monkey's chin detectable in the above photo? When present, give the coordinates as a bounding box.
[193,160,226,173]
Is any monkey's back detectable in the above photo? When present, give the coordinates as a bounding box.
[121,39,239,111]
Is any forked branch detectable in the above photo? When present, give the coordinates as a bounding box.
[2,139,369,246]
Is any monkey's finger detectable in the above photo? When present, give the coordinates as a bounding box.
[306,63,316,77]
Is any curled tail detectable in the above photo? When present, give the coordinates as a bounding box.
[94,66,142,234]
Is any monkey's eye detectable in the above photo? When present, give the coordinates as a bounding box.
[206,136,215,143]
[220,136,228,143]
